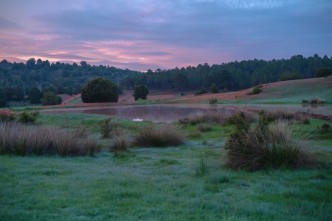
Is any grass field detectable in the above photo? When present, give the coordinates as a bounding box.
[1,112,332,220]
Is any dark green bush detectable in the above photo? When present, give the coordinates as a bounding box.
[249,87,262,95]
[81,77,118,103]
[18,111,39,124]
[210,83,219,93]
[42,91,62,105]
[195,88,208,95]
[133,85,149,101]
[209,97,218,104]
[319,123,330,134]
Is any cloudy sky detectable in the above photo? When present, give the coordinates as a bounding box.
[0,0,331,70]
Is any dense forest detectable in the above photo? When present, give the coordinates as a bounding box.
[0,54,332,107]
[121,54,332,91]
[0,58,140,95]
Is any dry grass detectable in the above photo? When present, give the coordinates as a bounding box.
[134,124,185,147]
[225,121,317,171]
[110,128,131,152]
[0,122,99,156]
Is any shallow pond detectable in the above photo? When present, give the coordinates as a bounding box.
[43,103,332,122]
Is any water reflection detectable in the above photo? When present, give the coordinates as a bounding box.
[83,105,235,122]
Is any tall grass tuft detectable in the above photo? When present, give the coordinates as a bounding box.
[134,124,185,147]
[0,122,99,156]
[225,121,316,171]
[110,128,131,152]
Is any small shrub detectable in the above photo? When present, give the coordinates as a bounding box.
[188,132,201,139]
[101,118,112,138]
[319,123,330,134]
[248,86,262,95]
[0,109,16,122]
[209,97,218,104]
[227,112,251,131]
[302,118,310,125]
[198,124,213,132]
[225,121,316,171]
[195,156,209,177]
[210,83,219,93]
[134,124,185,147]
[310,98,325,104]
[18,111,39,124]
[195,88,208,95]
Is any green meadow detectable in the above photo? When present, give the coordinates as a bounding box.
[1,112,331,221]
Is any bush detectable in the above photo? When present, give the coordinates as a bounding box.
[133,85,149,101]
[210,83,219,93]
[0,122,99,156]
[42,91,62,105]
[225,122,316,171]
[209,97,218,104]
[248,86,262,95]
[0,109,16,122]
[310,98,325,104]
[28,87,42,104]
[81,77,118,103]
[316,68,332,78]
[195,88,208,95]
[198,124,213,132]
[134,124,185,147]
[17,111,39,124]
[319,123,330,134]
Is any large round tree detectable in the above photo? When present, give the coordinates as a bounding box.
[81,77,118,103]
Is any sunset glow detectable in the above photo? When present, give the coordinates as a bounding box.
[1,0,331,70]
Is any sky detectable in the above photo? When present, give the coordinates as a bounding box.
[0,0,331,71]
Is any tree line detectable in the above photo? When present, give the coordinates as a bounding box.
[0,58,140,106]
[120,54,332,92]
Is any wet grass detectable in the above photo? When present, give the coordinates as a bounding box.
[0,112,331,220]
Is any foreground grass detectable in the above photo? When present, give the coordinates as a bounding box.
[1,143,331,220]
[1,113,331,220]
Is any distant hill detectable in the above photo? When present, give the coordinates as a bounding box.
[0,59,141,95]
[120,54,332,92]
[168,76,332,104]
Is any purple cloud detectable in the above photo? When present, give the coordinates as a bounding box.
[0,0,331,71]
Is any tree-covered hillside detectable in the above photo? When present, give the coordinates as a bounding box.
[121,54,332,91]
[0,58,141,95]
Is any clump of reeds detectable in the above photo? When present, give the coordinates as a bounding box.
[134,124,185,147]
[0,122,99,156]
[224,121,317,171]
[110,128,131,152]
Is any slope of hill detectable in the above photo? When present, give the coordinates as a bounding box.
[167,76,332,104]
